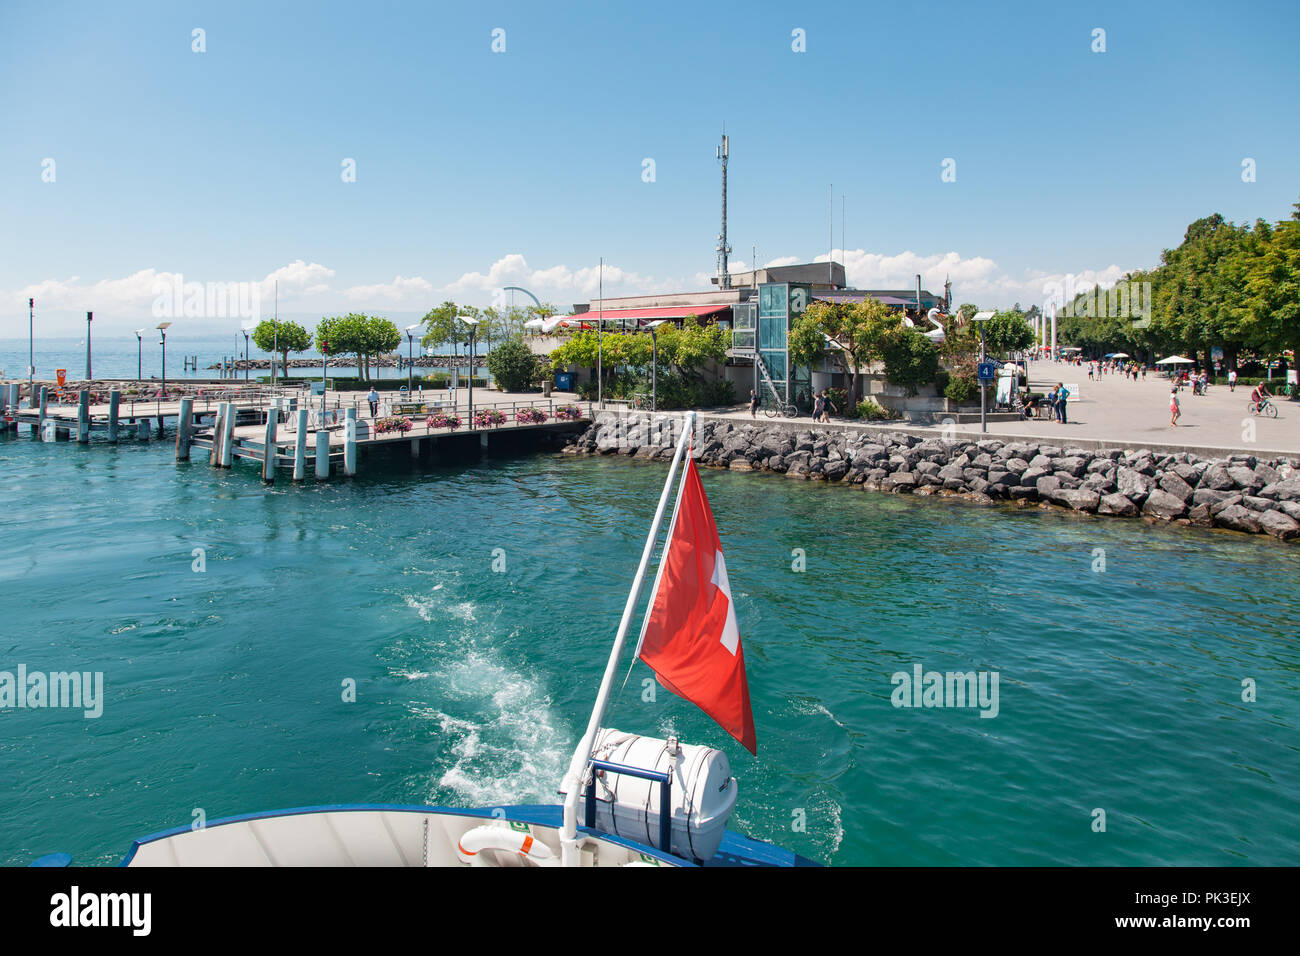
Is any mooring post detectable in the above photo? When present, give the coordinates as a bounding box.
[38,386,48,433]
[344,407,357,476]
[210,403,226,466]
[293,408,308,480]
[220,405,236,468]
[410,437,420,460]
[108,390,121,442]
[76,389,90,443]
[137,419,150,440]
[262,410,278,483]
[480,432,489,451]
[175,397,194,460]
[315,428,330,479]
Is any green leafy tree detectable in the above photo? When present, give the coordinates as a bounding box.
[315,314,365,376]
[251,319,312,384]
[787,299,902,404]
[881,326,940,396]
[1242,201,1300,372]
[982,311,1037,357]
[420,301,461,351]
[485,338,541,391]
[357,315,401,381]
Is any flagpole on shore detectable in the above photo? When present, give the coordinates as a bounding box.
[558,411,695,867]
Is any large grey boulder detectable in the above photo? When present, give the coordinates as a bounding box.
[1098,493,1139,516]
[1260,478,1300,502]
[1227,466,1264,493]
[1058,489,1100,512]
[1197,463,1236,491]
[1215,504,1262,534]
[1117,467,1155,501]
[1158,472,1196,504]
[1258,510,1300,540]
[1142,490,1187,519]
[1036,475,1062,497]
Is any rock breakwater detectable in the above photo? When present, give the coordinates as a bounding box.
[564,412,1300,541]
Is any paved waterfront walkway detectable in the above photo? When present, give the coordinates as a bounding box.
[712,363,1298,456]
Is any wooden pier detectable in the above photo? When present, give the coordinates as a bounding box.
[2,381,591,484]
[186,396,591,482]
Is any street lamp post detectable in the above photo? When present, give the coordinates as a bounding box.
[405,325,420,393]
[973,310,995,435]
[156,322,172,436]
[458,316,480,427]
[320,338,329,414]
[646,320,667,412]
[157,322,172,395]
[27,298,34,401]
[135,329,144,381]
[85,312,93,380]
[242,326,253,384]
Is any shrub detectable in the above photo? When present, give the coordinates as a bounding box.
[882,327,940,396]
[485,339,541,392]
[856,398,892,420]
[934,370,951,395]
[944,376,979,403]
[425,412,461,431]
[576,380,598,401]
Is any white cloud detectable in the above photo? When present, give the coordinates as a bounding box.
[441,254,659,305]
[807,248,1138,310]
[342,274,433,303]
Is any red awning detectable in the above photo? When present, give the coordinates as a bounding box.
[558,304,731,328]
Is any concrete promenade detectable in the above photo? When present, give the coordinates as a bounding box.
[714,361,1298,457]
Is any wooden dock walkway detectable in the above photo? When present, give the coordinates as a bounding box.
[1,380,591,483]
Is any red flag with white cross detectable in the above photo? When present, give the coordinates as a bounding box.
[635,458,757,755]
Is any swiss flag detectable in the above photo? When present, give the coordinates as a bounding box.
[636,458,757,755]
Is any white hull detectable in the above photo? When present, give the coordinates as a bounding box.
[124,806,682,868]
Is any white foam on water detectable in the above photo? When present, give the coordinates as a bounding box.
[790,697,847,730]
[399,586,569,809]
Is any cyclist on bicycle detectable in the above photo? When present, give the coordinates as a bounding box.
[1250,382,1271,414]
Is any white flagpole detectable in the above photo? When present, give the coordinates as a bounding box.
[559,410,696,866]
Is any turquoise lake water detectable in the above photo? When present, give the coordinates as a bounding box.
[0,431,1297,866]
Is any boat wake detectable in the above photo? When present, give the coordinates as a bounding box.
[397,586,569,809]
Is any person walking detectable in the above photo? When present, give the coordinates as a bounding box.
[819,389,837,423]
[749,388,760,418]
[367,386,379,418]
[1228,368,1238,392]
[1056,382,1069,424]
[812,390,825,423]
[1170,386,1181,426]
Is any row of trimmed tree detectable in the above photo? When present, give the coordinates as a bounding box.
[1058,198,1300,371]
[247,300,565,383]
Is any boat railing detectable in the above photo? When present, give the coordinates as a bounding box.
[584,758,671,855]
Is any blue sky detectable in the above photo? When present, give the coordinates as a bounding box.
[2,0,1298,334]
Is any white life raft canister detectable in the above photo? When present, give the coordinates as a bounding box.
[578,728,739,862]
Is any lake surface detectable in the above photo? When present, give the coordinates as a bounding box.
[0,432,1296,866]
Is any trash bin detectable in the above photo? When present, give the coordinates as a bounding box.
[555,372,574,391]
[542,379,553,397]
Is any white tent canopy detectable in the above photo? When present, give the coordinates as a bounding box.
[1156,355,1194,365]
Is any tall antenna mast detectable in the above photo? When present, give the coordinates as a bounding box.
[828,183,833,285]
[716,130,731,290]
